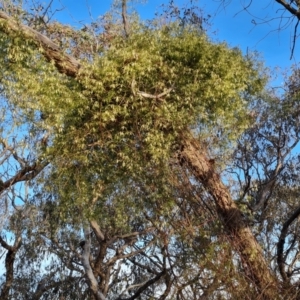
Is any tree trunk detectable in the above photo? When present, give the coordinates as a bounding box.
[179,136,279,299]
[0,236,22,300]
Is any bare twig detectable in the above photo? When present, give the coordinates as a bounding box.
[290,19,299,59]
[122,0,129,37]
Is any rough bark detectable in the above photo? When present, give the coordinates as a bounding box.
[179,136,279,299]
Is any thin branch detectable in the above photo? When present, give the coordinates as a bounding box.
[137,88,173,101]
[117,268,167,300]
[290,19,299,59]
[128,258,160,276]
[122,0,129,37]
[106,239,155,267]
[106,227,154,247]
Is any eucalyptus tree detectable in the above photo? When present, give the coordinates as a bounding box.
[228,68,300,296]
[0,0,288,299]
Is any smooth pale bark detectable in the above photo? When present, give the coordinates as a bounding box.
[0,12,280,298]
[82,224,106,300]
[179,136,279,299]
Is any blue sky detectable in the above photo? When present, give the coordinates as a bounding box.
[50,0,299,75]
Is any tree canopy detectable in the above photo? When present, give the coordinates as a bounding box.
[0,1,299,299]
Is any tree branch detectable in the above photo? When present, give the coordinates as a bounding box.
[277,204,300,282]
[0,161,47,193]
[81,224,106,300]
[0,11,80,77]
[90,220,105,243]
[275,0,300,20]
[117,268,167,300]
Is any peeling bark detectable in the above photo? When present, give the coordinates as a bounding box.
[179,136,279,299]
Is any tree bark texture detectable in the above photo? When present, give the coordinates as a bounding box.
[179,136,279,299]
